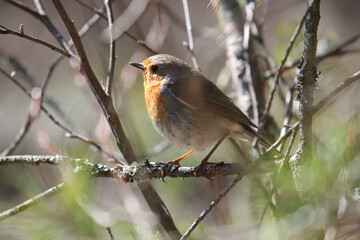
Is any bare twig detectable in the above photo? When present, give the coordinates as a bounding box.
[279,82,296,151]
[106,227,115,240]
[180,150,272,240]
[254,6,310,147]
[0,68,124,164]
[75,0,157,54]
[0,183,65,221]
[76,0,107,18]
[312,70,360,114]
[33,0,74,54]
[3,0,73,54]
[272,70,360,157]
[104,0,116,95]
[0,25,73,58]
[0,114,32,156]
[181,0,199,70]
[258,128,298,226]
[264,33,360,80]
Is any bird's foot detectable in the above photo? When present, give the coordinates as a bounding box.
[160,159,182,182]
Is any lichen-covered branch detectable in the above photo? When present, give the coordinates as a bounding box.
[292,0,321,197]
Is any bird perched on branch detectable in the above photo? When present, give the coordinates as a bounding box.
[130,54,275,176]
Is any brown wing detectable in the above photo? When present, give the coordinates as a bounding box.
[168,72,277,151]
[203,79,258,129]
[168,71,258,129]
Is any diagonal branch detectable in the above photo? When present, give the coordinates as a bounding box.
[51,1,181,238]
[0,24,72,58]
[0,183,65,221]
[254,6,310,147]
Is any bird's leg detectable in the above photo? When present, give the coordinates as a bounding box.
[168,150,195,166]
[194,133,229,177]
[161,150,195,181]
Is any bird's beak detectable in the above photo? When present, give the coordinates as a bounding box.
[129,62,145,70]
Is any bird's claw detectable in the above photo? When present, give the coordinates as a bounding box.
[160,160,181,182]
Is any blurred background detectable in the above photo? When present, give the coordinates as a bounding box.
[0,0,360,239]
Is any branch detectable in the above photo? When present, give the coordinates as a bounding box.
[268,69,360,155]
[181,0,199,70]
[180,150,273,240]
[0,114,32,156]
[77,0,157,55]
[104,0,116,95]
[51,1,181,238]
[0,155,257,181]
[0,24,72,58]
[0,183,65,221]
[291,0,321,197]
[254,5,310,147]
[3,0,74,54]
[264,33,360,81]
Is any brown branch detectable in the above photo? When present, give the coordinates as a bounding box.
[51,1,181,238]
[0,24,73,58]
[3,0,73,53]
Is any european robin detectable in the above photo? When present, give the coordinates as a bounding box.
[130,54,273,174]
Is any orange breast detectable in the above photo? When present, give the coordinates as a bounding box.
[144,79,169,127]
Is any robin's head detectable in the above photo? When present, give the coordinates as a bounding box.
[130,54,193,83]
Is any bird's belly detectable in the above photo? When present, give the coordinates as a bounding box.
[151,108,230,151]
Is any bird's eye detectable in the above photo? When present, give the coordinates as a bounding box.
[150,65,159,73]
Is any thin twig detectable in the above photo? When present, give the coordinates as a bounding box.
[33,0,74,54]
[258,128,298,226]
[0,183,65,221]
[0,114,32,156]
[104,0,116,95]
[264,33,360,80]
[4,0,73,54]
[76,0,157,54]
[0,25,73,59]
[312,70,360,114]
[106,227,115,240]
[279,82,296,151]
[271,70,360,151]
[76,0,107,18]
[180,151,271,240]
[254,6,310,147]
[0,68,124,164]
[181,0,199,70]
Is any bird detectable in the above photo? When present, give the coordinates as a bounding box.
[130,54,275,175]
